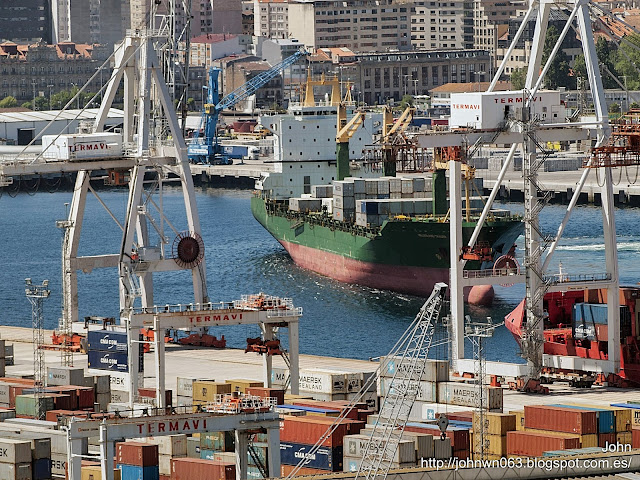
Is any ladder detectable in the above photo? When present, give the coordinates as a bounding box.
[356,283,447,480]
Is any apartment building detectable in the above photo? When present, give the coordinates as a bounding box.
[287,0,411,53]
[411,0,473,50]
[254,0,289,39]
[0,41,111,104]
[473,0,522,64]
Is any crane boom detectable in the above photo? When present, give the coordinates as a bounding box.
[188,49,309,165]
[356,283,447,480]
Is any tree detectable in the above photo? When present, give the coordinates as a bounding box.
[510,68,526,90]
[542,26,576,89]
[187,97,195,111]
[631,102,640,109]
[34,96,48,110]
[0,96,18,108]
[400,94,414,109]
[610,102,621,113]
[21,101,32,109]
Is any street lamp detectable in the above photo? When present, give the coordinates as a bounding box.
[70,83,79,109]
[474,71,485,92]
[31,80,36,110]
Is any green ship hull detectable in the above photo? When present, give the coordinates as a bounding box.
[251,195,523,303]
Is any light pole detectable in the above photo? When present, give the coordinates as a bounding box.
[474,71,485,92]
[71,83,79,109]
[622,75,629,112]
[403,74,409,97]
[31,80,36,110]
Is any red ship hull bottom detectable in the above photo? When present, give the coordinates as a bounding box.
[280,240,494,305]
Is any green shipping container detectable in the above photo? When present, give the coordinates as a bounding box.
[15,395,54,418]
[199,431,235,452]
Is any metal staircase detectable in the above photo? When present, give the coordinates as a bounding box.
[356,283,447,480]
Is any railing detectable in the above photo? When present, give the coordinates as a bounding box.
[543,272,612,286]
[205,394,279,414]
[463,268,520,279]
[130,298,302,317]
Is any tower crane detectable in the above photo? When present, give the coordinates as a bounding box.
[188,49,309,165]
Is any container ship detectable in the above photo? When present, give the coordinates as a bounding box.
[252,104,523,304]
[505,287,640,383]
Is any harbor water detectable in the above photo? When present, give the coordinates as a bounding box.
[1,187,639,364]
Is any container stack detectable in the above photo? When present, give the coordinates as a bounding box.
[332,180,356,223]
[271,367,377,407]
[81,465,122,480]
[505,405,603,457]
[199,431,235,462]
[471,412,516,459]
[176,377,196,407]
[192,381,232,411]
[116,442,159,480]
[0,438,34,480]
[140,435,187,477]
[0,432,52,480]
[280,415,365,476]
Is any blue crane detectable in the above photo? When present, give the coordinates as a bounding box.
[187,49,309,165]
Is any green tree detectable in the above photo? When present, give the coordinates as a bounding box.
[542,26,576,89]
[510,67,526,90]
[0,96,18,108]
[400,94,414,108]
[34,96,48,110]
[614,35,640,90]
[187,97,195,111]
[610,102,621,113]
[21,101,32,109]
[631,102,640,109]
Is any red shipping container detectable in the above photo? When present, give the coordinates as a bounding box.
[524,405,597,434]
[598,432,616,448]
[446,412,474,422]
[633,428,640,449]
[171,458,235,480]
[290,400,359,420]
[507,431,580,457]
[246,387,285,406]
[116,442,159,467]
[357,409,376,422]
[8,385,25,407]
[453,449,470,460]
[76,387,95,409]
[44,393,74,411]
[280,416,364,447]
[45,386,79,409]
[404,424,469,451]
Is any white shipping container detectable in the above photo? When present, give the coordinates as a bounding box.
[377,179,390,195]
[93,374,111,394]
[177,377,196,397]
[343,434,415,463]
[3,419,57,429]
[389,178,402,193]
[0,439,32,464]
[0,433,50,460]
[305,392,347,402]
[50,453,66,476]
[347,391,378,411]
[332,180,355,196]
[449,90,563,130]
[0,463,31,480]
[176,395,191,407]
[311,185,333,198]
[87,369,133,391]
[151,435,188,456]
[380,357,449,383]
[401,179,414,194]
[321,198,333,214]
[270,367,288,388]
[364,179,378,195]
[436,382,503,409]
[47,366,85,386]
[0,383,10,405]
[299,370,347,394]
[378,378,437,403]
[334,195,355,210]
[343,456,414,472]
[159,454,186,475]
[110,390,129,404]
[41,133,123,161]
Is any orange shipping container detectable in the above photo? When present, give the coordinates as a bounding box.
[632,427,640,448]
[507,431,580,457]
[115,442,158,467]
[281,464,329,476]
[280,416,364,448]
[171,458,235,480]
[524,405,597,434]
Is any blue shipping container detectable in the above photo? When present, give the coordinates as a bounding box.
[88,330,128,352]
[117,465,159,480]
[549,404,615,434]
[33,458,52,480]
[88,350,129,372]
[280,442,342,471]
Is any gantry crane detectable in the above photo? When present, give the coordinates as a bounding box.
[380,106,415,176]
[188,49,309,165]
[336,103,367,181]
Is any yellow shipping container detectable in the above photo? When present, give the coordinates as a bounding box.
[510,410,525,431]
[616,431,632,446]
[225,379,264,393]
[473,434,507,456]
[523,428,596,448]
[82,466,121,480]
[473,412,516,435]
[192,381,232,402]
